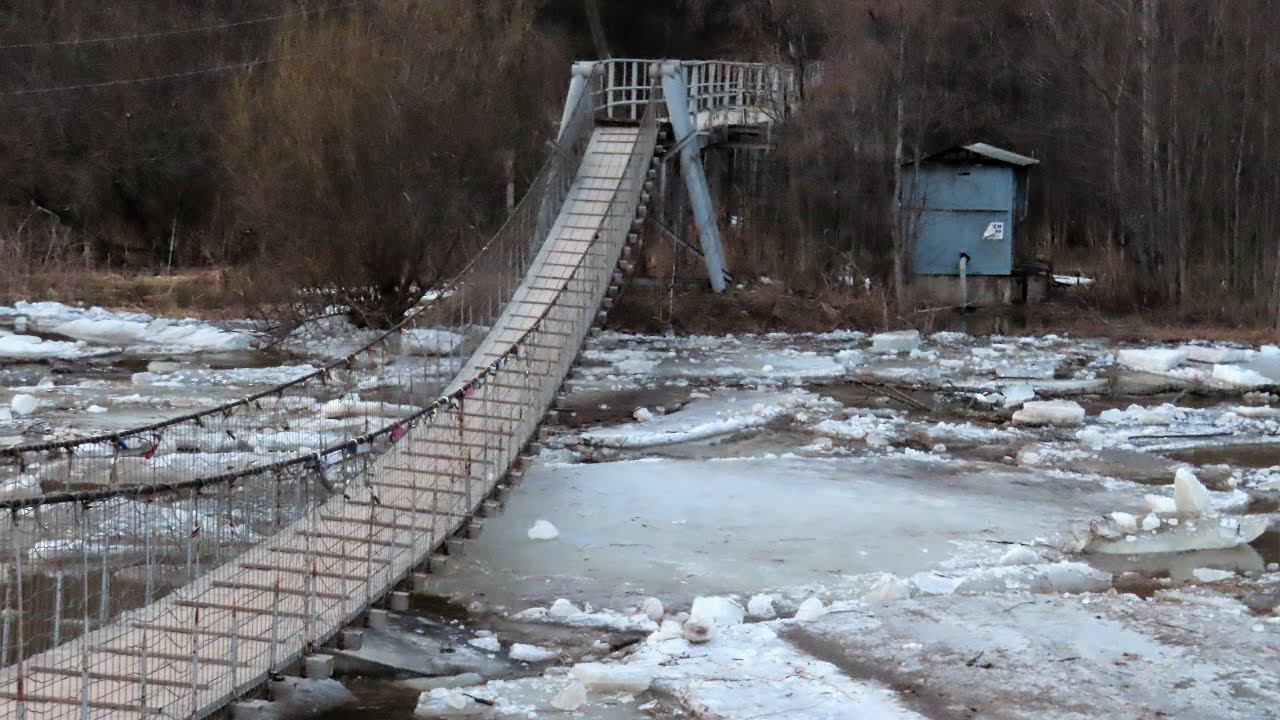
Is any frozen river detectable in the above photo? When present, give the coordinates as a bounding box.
[2,302,1279,718]
[320,329,1279,720]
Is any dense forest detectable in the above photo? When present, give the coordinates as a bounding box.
[0,0,1277,325]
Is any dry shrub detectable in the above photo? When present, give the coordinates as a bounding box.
[221,0,567,328]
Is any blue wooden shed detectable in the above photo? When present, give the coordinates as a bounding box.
[904,142,1038,277]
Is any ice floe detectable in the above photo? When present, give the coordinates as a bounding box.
[1011,399,1086,426]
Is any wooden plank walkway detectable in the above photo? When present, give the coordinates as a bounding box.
[0,124,655,720]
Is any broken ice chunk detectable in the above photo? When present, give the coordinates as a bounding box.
[1182,345,1253,364]
[1110,512,1139,534]
[549,681,586,711]
[746,594,776,619]
[10,394,37,416]
[862,574,910,604]
[1173,468,1211,518]
[1116,348,1188,373]
[414,688,487,717]
[997,545,1043,566]
[689,596,744,627]
[1213,364,1271,388]
[508,643,559,662]
[793,597,827,621]
[1234,405,1280,418]
[1011,400,1085,427]
[640,597,664,622]
[681,617,713,643]
[1089,515,1268,554]
[527,519,559,540]
[1001,384,1036,408]
[1191,568,1235,583]
[547,598,580,618]
[1144,494,1178,515]
[871,330,921,354]
[466,635,500,652]
[570,662,653,693]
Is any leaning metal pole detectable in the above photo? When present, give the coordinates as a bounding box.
[657,60,729,292]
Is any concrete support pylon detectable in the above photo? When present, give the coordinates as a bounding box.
[655,60,729,292]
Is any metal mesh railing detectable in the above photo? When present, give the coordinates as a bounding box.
[598,59,801,126]
[0,69,659,719]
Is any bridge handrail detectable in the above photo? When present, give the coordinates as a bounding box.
[596,58,802,124]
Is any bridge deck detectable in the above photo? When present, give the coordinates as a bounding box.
[0,124,652,720]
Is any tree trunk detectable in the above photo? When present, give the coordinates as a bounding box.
[890,33,907,311]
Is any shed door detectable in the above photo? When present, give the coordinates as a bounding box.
[907,166,1014,276]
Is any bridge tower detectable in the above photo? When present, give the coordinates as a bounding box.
[559,59,801,293]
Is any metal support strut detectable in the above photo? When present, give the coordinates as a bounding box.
[655,60,730,293]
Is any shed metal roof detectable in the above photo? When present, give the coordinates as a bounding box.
[919,142,1039,167]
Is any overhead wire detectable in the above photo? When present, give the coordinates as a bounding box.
[0,3,370,106]
[0,49,327,98]
[0,2,358,51]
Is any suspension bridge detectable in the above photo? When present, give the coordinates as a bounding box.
[0,59,800,719]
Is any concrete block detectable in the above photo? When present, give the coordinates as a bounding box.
[429,553,450,573]
[268,676,301,702]
[465,520,484,539]
[446,537,466,557]
[305,654,335,680]
[389,591,410,612]
[233,700,271,720]
[341,629,364,651]
[483,499,502,517]
[366,608,389,631]
[411,572,431,592]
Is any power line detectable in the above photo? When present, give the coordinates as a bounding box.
[0,2,357,51]
[0,49,326,97]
